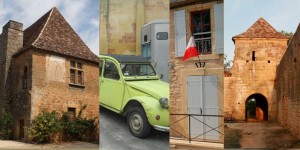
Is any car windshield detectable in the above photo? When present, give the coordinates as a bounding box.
[121,63,156,76]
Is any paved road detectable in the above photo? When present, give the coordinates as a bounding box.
[225,122,300,149]
[99,106,169,150]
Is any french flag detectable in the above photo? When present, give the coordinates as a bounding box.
[182,36,199,61]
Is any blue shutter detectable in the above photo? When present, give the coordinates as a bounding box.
[214,3,224,54]
[174,10,186,57]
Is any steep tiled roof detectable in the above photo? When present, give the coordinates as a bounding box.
[233,18,289,41]
[20,7,98,63]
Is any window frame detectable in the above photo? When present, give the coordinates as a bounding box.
[69,60,84,86]
[103,60,121,81]
[190,9,212,54]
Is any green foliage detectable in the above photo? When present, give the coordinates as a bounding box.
[0,109,14,139]
[280,30,294,44]
[61,104,96,141]
[26,105,97,143]
[26,110,62,143]
[224,54,233,71]
[61,114,96,141]
[280,30,294,39]
[246,99,256,117]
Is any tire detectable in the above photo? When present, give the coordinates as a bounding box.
[127,106,151,138]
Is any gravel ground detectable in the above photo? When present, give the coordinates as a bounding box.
[225,122,300,149]
[0,140,99,149]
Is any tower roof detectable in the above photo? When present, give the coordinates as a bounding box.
[233,18,289,41]
[19,7,98,63]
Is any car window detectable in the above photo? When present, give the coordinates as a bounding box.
[103,60,120,80]
[99,59,103,77]
[121,63,156,76]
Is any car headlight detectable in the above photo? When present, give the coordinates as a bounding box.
[159,98,169,108]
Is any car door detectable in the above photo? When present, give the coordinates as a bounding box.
[100,59,125,111]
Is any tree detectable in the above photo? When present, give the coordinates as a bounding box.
[280,30,294,44]
[224,54,233,71]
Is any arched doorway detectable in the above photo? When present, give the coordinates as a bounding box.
[245,93,268,122]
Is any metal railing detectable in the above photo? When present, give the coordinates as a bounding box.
[170,113,224,143]
[193,32,212,54]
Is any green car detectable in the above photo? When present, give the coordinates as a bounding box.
[99,55,169,138]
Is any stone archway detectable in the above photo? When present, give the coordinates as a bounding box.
[245,93,268,122]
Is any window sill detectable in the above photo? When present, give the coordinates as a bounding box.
[179,54,221,61]
[69,83,85,88]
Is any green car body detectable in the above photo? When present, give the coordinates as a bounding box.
[99,55,169,138]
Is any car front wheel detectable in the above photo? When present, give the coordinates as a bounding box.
[127,107,151,138]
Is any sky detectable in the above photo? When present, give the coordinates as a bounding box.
[0,0,99,55]
[225,0,300,61]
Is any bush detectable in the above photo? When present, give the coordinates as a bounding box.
[61,114,96,141]
[0,109,14,139]
[61,104,97,141]
[26,105,97,143]
[26,110,62,143]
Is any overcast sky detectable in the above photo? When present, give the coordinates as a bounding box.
[225,0,300,61]
[0,0,99,55]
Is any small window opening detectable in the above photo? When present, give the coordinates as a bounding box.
[68,107,76,119]
[268,60,270,63]
[23,67,28,89]
[246,60,249,63]
[252,51,256,61]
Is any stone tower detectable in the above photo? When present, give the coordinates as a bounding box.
[224,18,289,122]
[0,21,23,113]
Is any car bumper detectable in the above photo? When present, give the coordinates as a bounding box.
[153,125,169,132]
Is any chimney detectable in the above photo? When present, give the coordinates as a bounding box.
[0,20,23,111]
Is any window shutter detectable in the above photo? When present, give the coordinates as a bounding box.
[214,3,224,54]
[203,75,219,140]
[174,10,186,57]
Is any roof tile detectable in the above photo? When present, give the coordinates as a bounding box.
[20,7,98,63]
[233,18,289,40]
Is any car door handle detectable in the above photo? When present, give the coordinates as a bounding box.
[200,108,202,115]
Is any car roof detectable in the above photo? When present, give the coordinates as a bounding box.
[101,54,151,63]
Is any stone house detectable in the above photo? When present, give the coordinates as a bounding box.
[100,0,169,55]
[224,18,289,122]
[0,7,99,139]
[169,0,224,144]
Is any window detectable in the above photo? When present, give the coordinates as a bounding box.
[103,60,120,80]
[70,61,84,85]
[68,107,76,119]
[156,32,168,40]
[191,10,211,54]
[23,67,28,89]
[252,51,256,61]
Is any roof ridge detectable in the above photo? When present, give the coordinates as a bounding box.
[233,17,289,41]
[32,7,54,47]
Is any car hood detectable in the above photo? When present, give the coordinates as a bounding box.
[125,80,169,99]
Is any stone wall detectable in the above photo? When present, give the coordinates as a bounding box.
[9,50,33,138]
[30,50,99,119]
[224,39,288,121]
[0,21,23,115]
[169,1,224,142]
[100,0,169,55]
[274,24,300,138]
